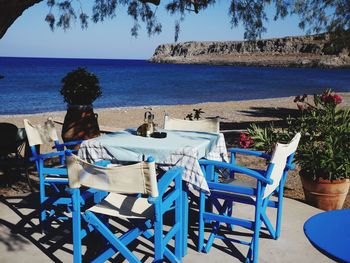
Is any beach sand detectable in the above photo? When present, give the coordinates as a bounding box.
[1,93,349,208]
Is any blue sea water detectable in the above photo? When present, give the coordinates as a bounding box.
[0,57,349,115]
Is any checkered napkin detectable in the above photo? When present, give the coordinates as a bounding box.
[206,133,229,163]
[78,140,114,163]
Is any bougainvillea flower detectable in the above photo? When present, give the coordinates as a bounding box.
[333,94,343,104]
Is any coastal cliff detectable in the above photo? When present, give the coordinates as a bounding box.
[150,34,350,68]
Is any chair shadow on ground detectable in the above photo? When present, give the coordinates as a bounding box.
[219,107,299,146]
[0,192,276,263]
[186,196,276,262]
[0,193,181,262]
[239,107,299,120]
[0,193,80,263]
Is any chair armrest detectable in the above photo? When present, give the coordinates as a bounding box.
[199,159,273,185]
[29,150,65,162]
[228,148,271,160]
[148,166,184,204]
[52,140,83,149]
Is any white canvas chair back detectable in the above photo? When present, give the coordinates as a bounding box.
[263,133,301,199]
[164,115,220,133]
[23,118,59,147]
[66,153,159,198]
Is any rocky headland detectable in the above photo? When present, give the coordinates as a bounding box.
[150,34,350,68]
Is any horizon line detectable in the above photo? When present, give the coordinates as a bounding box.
[0,56,148,60]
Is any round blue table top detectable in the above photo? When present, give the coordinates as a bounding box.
[304,209,350,263]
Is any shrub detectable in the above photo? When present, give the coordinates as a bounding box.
[60,67,102,105]
[245,89,350,181]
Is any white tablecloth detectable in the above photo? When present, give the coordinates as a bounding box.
[78,129,228,193]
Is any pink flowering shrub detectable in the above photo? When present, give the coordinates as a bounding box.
[239,132,254,148]
[294,89,343,110]
[320,91,342,105]
[244,89,350,181]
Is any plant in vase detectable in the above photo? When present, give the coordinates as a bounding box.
[60,67,102,143]
[244,89,350,210]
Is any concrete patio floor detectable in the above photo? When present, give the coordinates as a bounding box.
[0,193,334,263]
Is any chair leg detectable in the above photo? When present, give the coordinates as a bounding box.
[275,186,284,239]
[198,192,206,252]
[226,201,234,231]
[256,197,274,239]
[154,202,164,263]
[251,199,262,263]
[39,183,47,227]
[72,189,82,263]
[204,221,220,253]
[176,187,184,259]
[180,182,190,257]
[38,161,47,229]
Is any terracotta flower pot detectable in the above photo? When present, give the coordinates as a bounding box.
[301,176,350,211]
[61,105,100,148]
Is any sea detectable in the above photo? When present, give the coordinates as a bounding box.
[0,57,350,115]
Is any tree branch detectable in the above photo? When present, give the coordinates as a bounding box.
[140,0,160,5]
[0,0,163,39]
[0,0,43,39]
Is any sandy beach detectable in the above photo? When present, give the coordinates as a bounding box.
[3,93,350,133]
[1,93,350,208]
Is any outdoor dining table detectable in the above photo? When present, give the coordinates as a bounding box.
[78,128,228,255]
[304,209,350,262]
[78,128,228,193]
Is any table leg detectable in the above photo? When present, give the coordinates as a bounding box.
[182,182,188,257]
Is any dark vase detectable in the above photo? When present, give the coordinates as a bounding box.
[62,105,100,147]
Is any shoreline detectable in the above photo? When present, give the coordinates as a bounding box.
[2,92,350,118]
[1,93,349,132]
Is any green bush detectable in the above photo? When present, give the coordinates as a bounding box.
[60,67,102,105]
[243,89,350,181]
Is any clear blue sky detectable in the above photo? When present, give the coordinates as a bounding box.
[0,1,305,59]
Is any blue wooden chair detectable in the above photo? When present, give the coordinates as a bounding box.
[164,114,220,133]
[23,118,82,229]
[198,133,301,263]
[65,150,184,263]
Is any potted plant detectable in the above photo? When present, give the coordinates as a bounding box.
[60,67,102,143]
[242,89,350,210]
